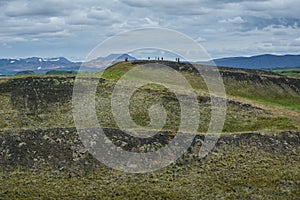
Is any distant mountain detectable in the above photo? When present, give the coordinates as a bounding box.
[6,54,300,75]
[0,57,81,75]
[82,54,136,71]
[204,54,300,69]
[0,54,137,75]
[96,54,136,61]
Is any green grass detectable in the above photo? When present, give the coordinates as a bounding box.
[100,62,137,80]
[248,98,300,111]
[272,67,300,78]
[95,79,298,133]
[224,77,300,111]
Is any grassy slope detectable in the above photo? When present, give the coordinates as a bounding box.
[100,61,300,131]
[0,62,298,133]
[0,61,300,199]
[0,64,298,133]
[102,62,300,110]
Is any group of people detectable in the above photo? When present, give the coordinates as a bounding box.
[148,57,164,61]
[147,57,180,62]
[125,56,181,63]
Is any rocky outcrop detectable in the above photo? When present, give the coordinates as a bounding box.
[0,128,299,170]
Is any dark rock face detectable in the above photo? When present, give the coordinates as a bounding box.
[221,70,300,93]
[217,132,300,154]
[0,128,98,169]
[0,128,299,170]
[0,77,74,114]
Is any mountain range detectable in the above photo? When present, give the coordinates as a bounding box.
[209,54,300,69]
[0,54,136,75]
[1,54,300,75]
[0,57,81,75]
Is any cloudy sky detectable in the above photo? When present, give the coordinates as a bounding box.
[1,0,300,61]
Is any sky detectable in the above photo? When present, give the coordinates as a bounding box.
[0,0,300,61]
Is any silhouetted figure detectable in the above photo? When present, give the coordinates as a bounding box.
[148,57,150,60]
[161,57,163,61]
[178,57,180,63]
[125,57,128,62]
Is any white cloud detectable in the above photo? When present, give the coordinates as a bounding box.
[195,36,206,42]
[219,16,245,24]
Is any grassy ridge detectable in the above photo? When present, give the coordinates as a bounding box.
[0,61,298,132]
[102,62,300,111]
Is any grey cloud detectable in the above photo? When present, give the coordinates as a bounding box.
[86,7,121,25]
[0,0,299,59]
[241,0,300,18]
[65,8,121,26]
[3,0,69,17]
[119,0,211,15]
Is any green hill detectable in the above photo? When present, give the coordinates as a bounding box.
[0,61,299,199]
[0,61,299,132]
[46,70,77,75]
[15,70,36,76]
